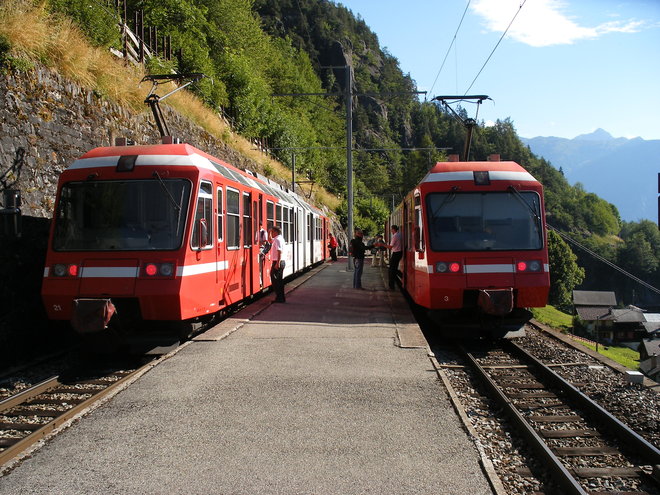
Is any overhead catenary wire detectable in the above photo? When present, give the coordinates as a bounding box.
[429,0,472,96]
[464,0,528,95]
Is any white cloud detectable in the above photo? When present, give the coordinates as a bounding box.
[471,0,643,47]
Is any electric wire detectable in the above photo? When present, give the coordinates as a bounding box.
[429,0,471,95]
[548,225,660,296]
[464,0,528,95]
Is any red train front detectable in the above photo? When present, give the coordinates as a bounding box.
[390,155,550,335]
[41,140,329,339]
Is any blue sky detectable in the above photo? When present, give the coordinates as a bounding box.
[338,0,660,140]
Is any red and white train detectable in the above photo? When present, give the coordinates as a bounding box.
[387,155,550,334]
[41,139,329,336]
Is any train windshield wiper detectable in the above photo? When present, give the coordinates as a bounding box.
[431,187,458,218]
[508,186,542,240]
[152,171,181,212]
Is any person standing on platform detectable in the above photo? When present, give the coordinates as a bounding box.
[270,226,287,302]
[349,228,366,289]
[372,234,385,267]
[328,233,338,261]
[383,225,402,290]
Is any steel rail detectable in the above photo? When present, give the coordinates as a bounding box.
[0,376,60,413]
[458,345,588,495]
[0,364,152,468]
[504,339,660,465]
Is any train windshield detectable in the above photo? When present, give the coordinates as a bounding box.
[426,191,543,251]
[52,179,191,251]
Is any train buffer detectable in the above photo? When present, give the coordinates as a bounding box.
[0,260,492,495]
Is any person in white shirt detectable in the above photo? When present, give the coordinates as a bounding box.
[269,226,286,302]
[383,225,402,290]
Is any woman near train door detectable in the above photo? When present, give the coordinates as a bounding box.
[270,226,287,303]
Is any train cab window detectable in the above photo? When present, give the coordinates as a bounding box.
[426,191,543,252]
[266,201,275,231]
[217,187,224,243]
[226,188,240,250]
[52,179,191,251]
[243,192,252,247]
[191,181,213,250]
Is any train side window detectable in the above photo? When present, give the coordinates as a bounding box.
[217,186,224,243]
[226,188,240,250]
[414,204,424,252]
[191,181,213,250]
[266,201,274,231]
[243,192,252,247]
[276,204,283,233]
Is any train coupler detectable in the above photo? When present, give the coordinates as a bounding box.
[477,288,514,316]
[71,298,116,333]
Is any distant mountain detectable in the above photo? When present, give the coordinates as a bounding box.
[521,129,660,224]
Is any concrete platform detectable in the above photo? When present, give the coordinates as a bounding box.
[0,259,493,494]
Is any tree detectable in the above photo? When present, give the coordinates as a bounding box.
[548,230,585,311]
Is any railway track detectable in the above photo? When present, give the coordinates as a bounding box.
[436,339,660,494]
[0,357,159,470]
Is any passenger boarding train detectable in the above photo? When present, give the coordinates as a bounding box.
[387,155,550,335]
[41,138,329,336]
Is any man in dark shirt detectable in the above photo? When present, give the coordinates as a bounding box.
[349,229,366,289]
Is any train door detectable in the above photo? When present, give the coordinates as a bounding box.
[292,207,298,273]
[216,184,226,305]
[403,198,411,288]
[255,194,265,289]
[225,187,242,304]
[323,218,328,260]
[307,213,313,265]
[190,180,216,310]
[242,192,252,299]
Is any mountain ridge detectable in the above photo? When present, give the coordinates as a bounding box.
[521,130,659,223]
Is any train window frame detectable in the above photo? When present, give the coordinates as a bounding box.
[243,192,252,248]
[276,204,283,233]
[191,180,214,251]
[52,178,192,252]
[266,200,275,231]
[226,187,241,250]
[414,193,424,252]
[217,186,224,244]
[425,190,544,252]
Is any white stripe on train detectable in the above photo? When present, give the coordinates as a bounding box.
[43,261,229,278]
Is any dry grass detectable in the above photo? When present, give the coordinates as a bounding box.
[0,0,338,210]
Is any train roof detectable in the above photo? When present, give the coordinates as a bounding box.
[421,160,540,185]
[70,143,322,214]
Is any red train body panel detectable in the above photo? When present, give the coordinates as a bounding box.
[388,157,550,332]
[42,142,328,331]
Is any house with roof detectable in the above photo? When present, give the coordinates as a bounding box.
[572,290,616,340]
[572,291,648,343]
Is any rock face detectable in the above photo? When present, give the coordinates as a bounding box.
[0,65,263,219]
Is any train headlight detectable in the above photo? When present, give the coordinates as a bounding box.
[145,263,159,276]
[159,263,174,277]
[436,262,461,273]
[436,262,448,273]
[142,262,176,278]
[516,260,542,272]
[52,264,78,277]
[53,264,67,277]
[528,260,542,272]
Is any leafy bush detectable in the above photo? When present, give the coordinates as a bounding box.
[47,0,121,49]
